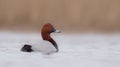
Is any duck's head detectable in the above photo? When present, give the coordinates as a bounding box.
[41,23,60,34]
[41,23,60,52]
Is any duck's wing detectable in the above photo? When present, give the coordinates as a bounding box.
[31,40,57,53]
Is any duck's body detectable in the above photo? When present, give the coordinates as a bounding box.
[31,40,57,53]
[21,23,60,53]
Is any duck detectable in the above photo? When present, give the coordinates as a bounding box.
[21,23,60,53]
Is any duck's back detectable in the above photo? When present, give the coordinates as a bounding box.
[31,40,57,53]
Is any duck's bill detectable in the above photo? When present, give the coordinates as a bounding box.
[52,29,61,33]
[55,29,61,33]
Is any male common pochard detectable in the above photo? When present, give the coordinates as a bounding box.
[21,23,60,53]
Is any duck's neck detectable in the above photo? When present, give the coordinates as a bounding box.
[41,33,58,52]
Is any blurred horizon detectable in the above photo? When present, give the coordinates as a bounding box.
[0,0,120,32]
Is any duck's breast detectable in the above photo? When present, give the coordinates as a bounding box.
[31,40,57,53]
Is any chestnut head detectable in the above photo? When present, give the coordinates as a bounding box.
[41,23,60,34]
